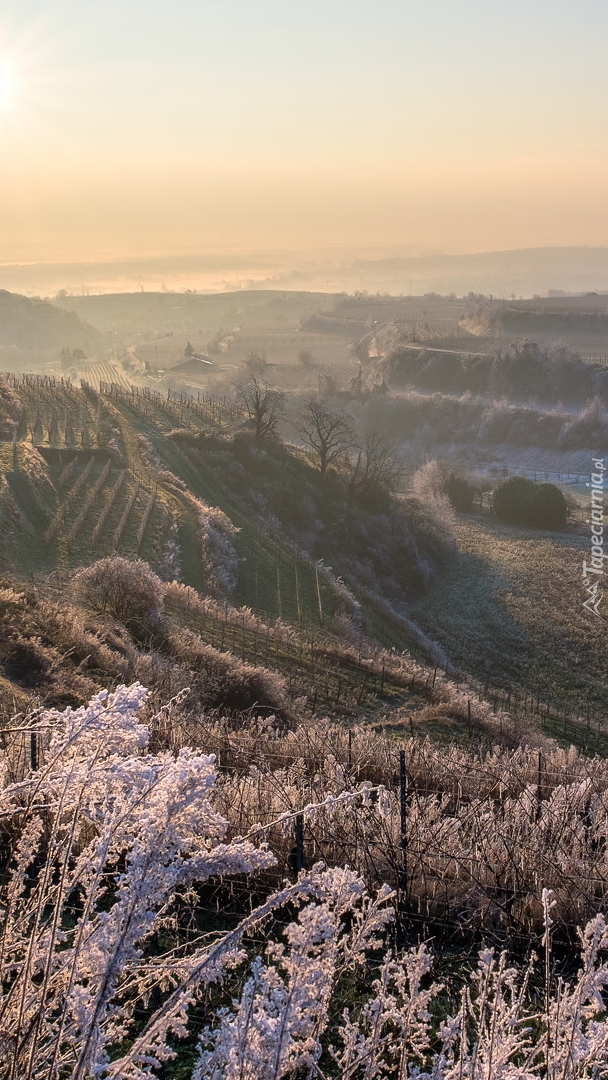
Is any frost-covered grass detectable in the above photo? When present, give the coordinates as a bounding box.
[410,517,608,719]
[4,685,608,1078]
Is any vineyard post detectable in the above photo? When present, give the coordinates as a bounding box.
[293,814,305,876]
[357,677,366,705]
[398,749,408,937]
[295,563,302,625]
[315,566,323,628]
[30,731,38,772]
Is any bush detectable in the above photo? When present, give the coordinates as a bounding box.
[73,556,165,624]
[411,459,476,513]
[493,476,567,530]
[3,634,52,687]
[444,472,476,512]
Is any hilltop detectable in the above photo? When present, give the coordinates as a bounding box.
[0,290,104,354]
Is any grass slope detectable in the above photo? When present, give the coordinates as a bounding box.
[410,516,608,716]
[1,374,606,752]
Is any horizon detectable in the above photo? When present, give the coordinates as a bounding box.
[1,243,608,300]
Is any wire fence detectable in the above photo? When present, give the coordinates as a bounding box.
[5,715,608,949]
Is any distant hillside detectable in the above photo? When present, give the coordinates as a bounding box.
[462,296,608,351]
[348,247,608,297]
[0,290,104,353]
[53,289,332,337]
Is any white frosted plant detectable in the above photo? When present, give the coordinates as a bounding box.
[194,872,394,1080]
[4,687,608,1079]
[0,683,276,1079]
[194,498,240,598]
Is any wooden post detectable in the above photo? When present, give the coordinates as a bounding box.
[30,731,38,772]
[276,567,282,619]
[294,814,305,876]
[315,566,323,628]
[536,751,543,822]
[295,563,302,625]
[399,750,408,937]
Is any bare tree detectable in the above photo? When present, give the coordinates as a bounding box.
[234,376,285,443]
[348,427,404,499]
[298,400,353,479]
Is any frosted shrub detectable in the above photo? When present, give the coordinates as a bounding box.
[72,556,165,624]
[176,491,240,599]
[159,516,183,581]
[193,893,608,1080]
[197,502,240,598]
[0,684,276,1077]
[195,873,394,1080]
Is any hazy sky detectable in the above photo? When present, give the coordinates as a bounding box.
[0,0,606,262]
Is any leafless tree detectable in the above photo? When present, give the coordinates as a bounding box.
[234,376,285,442]
[298,400,353,479]
[348,426,404,499]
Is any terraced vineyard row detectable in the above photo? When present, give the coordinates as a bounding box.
[153,436,336,624]
[99,381,243,432]
[45,458,96,542]
[40,452,167,570]
[91,472,127,550]
[393,315,462,339]
[164,586,424,720]
[66,460,112,546]
[4,373,114,450]
[80,363,132,390]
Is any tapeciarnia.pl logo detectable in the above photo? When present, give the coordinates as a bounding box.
[582,457,605,619]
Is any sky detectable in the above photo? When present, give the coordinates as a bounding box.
[0,0,606,264]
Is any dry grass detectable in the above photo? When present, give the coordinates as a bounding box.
[410,515,608,715]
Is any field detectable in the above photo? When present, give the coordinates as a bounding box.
[410,516,608,722]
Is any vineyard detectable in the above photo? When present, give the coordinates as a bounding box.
[0,371,607,758]
[0,374,246,580]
